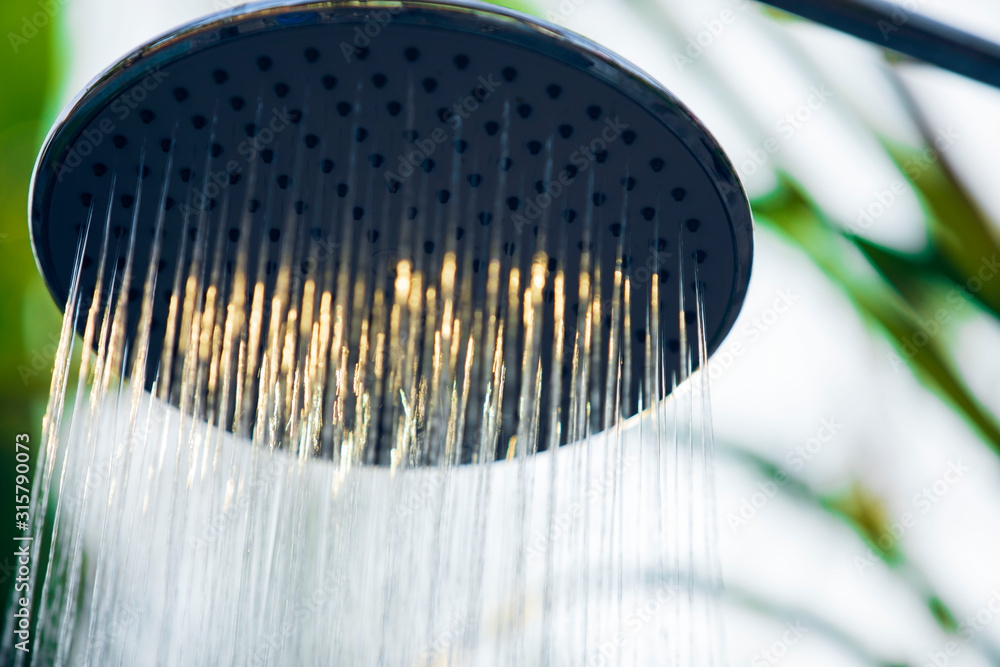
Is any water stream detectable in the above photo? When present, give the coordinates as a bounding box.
[6,92,726,666]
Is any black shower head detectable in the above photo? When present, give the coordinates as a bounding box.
[28,0,753,463]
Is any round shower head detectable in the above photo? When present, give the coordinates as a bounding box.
[28,0,752,463]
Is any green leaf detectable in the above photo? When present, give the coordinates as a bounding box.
[757,186,1000,456]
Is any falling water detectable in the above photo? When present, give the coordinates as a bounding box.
[9,87,728,666]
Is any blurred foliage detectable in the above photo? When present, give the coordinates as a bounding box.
[500,0,1000,656]
[593,0,1000,656]
[0,0,60,620]
[886,137,1000,322]
[759,185,1000,455]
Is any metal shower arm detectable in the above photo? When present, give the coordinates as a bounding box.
[757,0,1000,90]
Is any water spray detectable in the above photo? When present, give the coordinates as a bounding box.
[15,1,759,664]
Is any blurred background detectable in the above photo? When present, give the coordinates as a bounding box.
[5,0,1000,664]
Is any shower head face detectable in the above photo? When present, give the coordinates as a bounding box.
[29,1,752,463]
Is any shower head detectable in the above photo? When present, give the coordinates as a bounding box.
[28,0,752,464]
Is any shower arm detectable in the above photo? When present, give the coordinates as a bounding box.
[757,0,1000,90]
